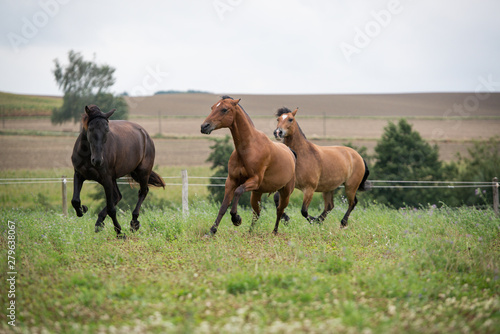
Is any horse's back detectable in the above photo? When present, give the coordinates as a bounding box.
[108,120,155,176]
[315,145,365,190]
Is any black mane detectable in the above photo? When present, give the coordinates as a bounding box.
[221,95,254,127]
[275,107,293,117]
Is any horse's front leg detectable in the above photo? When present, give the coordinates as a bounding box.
[301,187,318,223]
[71,171,88,217]
[230,176,261,228]
[95,179,123,237]
[272,177,295,234]
[209,178,238,235]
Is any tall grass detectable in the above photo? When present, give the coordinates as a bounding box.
[0,202,498,333]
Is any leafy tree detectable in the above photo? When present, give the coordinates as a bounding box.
[453,136,500,206]
[206,135,250,207]
[51,50,128,124]
[371,119,454,208]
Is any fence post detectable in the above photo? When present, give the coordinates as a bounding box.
[493,177,499,216]
[62,176,68,217]
[181,169,188,214]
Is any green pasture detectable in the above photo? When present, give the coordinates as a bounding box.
[0,190,499,332]
[0,92,62,117]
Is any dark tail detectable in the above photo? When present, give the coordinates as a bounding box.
[149,171,166,189]
[358,159,371,191]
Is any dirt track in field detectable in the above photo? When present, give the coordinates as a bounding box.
[1,93,499,170]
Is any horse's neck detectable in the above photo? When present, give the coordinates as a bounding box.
[230,107,257,153]
[284,124,309,150]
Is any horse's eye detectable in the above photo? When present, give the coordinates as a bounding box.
[221,108,228,113]
[288,118,293,122]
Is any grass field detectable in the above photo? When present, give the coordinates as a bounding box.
[0,202,499,333]
[0,92,62,117]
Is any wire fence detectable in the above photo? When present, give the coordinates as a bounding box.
[0,176,496,188]
[1,173,498,216]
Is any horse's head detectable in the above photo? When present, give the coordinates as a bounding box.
[274,107,298,140]
[82,105,115,168]
[200,96,241,134]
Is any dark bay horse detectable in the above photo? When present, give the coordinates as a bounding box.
[71,105,165,236]
[274,107,370,228]
[201,96,296,235]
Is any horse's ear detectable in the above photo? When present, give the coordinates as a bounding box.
[292,108,298,116]
[104,109,116,120]
[82,113,89,131]
[85,105,91,115]
[231,98,241,106]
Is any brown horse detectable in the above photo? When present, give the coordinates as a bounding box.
[71,105,165,237]
[201,96,296,235]
[273,107,370,227]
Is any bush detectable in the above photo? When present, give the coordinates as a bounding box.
[370,119,456,208]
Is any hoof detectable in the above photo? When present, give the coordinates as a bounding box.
[130,220,141,232]
[95,224,104,233]
[281,213,290,222]
[82,205,88,214]
[117,233,127,240]
[209,226,217,235]
[231,214,242,227]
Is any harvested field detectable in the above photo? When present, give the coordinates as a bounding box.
[1,92,499,170]
[0,135,212,170]
[4,117,499,141]
[125,92,500,117]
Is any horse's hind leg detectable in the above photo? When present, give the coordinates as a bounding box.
[274,192,290,222]
[317,190,334,223]
[341,185,358,228]
[130,174,150,232]
[249,192,262,233]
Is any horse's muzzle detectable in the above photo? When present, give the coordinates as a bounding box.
[91,156,104,167]
[274,128,284,140]
[200,122,214,134]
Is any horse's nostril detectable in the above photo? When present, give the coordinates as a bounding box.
[201,123,212,134]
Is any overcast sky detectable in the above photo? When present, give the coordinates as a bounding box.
[1,0,500,96]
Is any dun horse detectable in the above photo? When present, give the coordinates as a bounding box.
[71,105,165,236]
[200,96,296,235]
[274,107,370,227]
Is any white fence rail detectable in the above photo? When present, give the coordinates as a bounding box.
[0,172,498,216]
